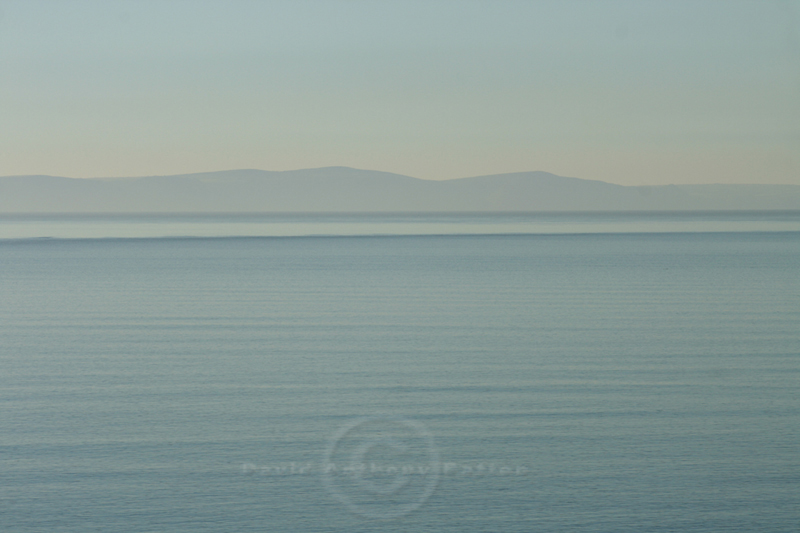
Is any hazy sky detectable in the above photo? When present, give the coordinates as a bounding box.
[1,0,798,185]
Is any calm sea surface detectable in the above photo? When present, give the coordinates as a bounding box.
[1,214,798,532]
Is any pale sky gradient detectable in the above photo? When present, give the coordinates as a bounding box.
[1,0,798,185]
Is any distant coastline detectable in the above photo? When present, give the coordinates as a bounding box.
[2,167,799,212]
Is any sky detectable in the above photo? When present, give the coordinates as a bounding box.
[0,0,798,185]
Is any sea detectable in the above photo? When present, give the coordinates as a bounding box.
[1,212,798,532]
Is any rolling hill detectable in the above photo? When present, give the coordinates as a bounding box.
[2,167,799,212]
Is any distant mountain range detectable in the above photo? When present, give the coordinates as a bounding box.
[2,167,799,212]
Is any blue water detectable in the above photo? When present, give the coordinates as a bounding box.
[1,217,798,531]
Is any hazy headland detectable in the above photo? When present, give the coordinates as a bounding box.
[3,167,799,213]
